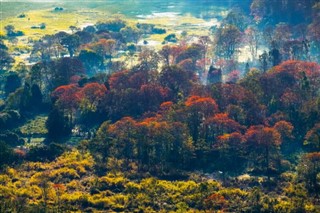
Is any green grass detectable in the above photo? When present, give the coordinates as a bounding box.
[19,115,48,136]
[23,137,46,148]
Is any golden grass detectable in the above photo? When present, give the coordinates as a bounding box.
[1,7,214,64]
[0,9,103,39]
[1,9,210,40]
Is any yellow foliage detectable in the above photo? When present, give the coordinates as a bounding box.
[28,185,42,199]
[0,175,10,184]
[305,203,316,212]
[0,185,14,198]
[99,173,128,187]
[1,147,315,212]
[54,150,94,176]
[177,181,199,195]
[29,172,46,185]
[61,191,85,203]
[110,194,129,206]
[12,180,23,189]
[157,180,180,192]
[218,188,248,198]
[25,162,50,171]
[89,196,112,209]
[6,168,18,178]
[67,180,83,191]
[125,182,141,193]
[274,200,292,213]
[280,172,296,182]
[50,167,80,180]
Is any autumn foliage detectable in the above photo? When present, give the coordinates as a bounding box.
[3,2,320,210]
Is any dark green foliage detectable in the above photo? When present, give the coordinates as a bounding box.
[127,43,136,52]
[78,50,104,74]
[26,143,64,162]
[4,72,21,96]
[298,152,320,195]
[4,25,24,37]
[19,83,32,113]
[0,42,14,71]
[0,39,8,50]
[152,27,166,34]
[0,140,14,169]
[164,33,177,43]
[83,25,96,33]
[259,51,269,72]
[46,108,72,141]
[0,131,24,147]
[30,84,43,108]
[269,48,282,66]
[207,66,222,84]
[61,34,80,57]
[54,7,64,12]
[96,19,126,32]
[0,110,22,130]
[52,57,85,88]
[75,31,94,44]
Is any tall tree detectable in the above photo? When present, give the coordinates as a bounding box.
[244,26,260,60]
[46,107,72,141]
[185,95,219,143]
[52,84,82,121]
[214,25,241,59]
[4,72,21,97]
[244,125,282,179]
[61,34,80,57]
[298,152,320,195]
[0,42,14,71]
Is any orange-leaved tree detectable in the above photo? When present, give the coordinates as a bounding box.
[185,95,219,143]
[244,125,282,178]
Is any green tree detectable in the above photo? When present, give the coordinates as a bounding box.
[214,25,241,59]
[0,49,14,71]
[0,140,14,169]
[4,72,21,96]
[46,107,72,141]
[121,26,141,43]
[61,34,80,57]
[4,25,15,36]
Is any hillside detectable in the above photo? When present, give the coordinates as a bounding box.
[1,0,320,212]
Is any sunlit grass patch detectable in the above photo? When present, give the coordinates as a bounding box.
[20,115,48,136]
[1,9,95,39]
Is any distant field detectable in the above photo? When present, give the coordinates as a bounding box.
[2,10,84,35]
[1,8,219,39]
[1,1,225,40]
[1,0,227,65]
[0,2,52,20]
[1,0,227,20]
